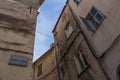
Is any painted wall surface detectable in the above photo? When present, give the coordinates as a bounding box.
[33,47,58,80]
[68,0,120,80]
[53,0,120,80]
[53,5,106,80]
[69,0,120,55]
[0,0,43,80]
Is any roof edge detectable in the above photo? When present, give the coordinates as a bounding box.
[33,46,54,66]
[39,0,44,6]
[52,0,68,33]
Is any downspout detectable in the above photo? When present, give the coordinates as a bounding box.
[55,44,61,80]
[64,58,71,80]
[67,3,109,80]
[32,66,35,80]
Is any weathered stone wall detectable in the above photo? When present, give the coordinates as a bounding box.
[33,47,58,80]
[53,4,107,80]
[0,0,43,80]
[69,0,120,80]
[53,0,120,79]
[69,0,120,57]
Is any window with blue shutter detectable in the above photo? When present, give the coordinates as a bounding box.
[80,17,95,32]
[80,6,105,32]
[90,7,97,16]
[89,6,105,24]
[38,64,42,77]
[74,0,81,5]
[9,55,28,67]
[73,50,88,74]
[60,67,64,79]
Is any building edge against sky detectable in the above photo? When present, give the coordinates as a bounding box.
[0,0,44,80]
[53,0,120,80]
[34,0,120,80]
[33,46,58,80]
[33,0,67,61]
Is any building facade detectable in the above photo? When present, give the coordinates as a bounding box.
[0,0,43,80]
[52,0,120,80]
[33,46,59,80]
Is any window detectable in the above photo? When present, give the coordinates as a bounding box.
[59,67,64,80]
[9,55,28,67]
[56,43,60,49]
[117,64,120,80]
[117,71,120,80]
[38,64,42,77]
[80,6,105,32]
[89,7,105,23]
[73,50,88,74]
[65,24,73,38]
[56,43,60,55]
[74,0,81,5]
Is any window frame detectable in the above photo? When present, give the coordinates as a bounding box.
[38,64,42,77]
[73,50,88,74]
[65,23,73,39]
[80,6,105,32]
[90,6,105,24]
[117,64,120,80]
[74,0,81,5]
[59,67,64,80]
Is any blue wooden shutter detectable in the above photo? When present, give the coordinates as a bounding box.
[80,17,95,32]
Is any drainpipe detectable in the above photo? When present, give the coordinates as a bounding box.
[32,66,35,80]
[64,58,71,80]
[55,44,61,80]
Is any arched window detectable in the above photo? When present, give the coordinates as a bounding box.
[117,64,120,80]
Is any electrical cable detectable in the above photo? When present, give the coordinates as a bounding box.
[36,31,54,39]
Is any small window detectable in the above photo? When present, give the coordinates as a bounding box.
[117,71,120,80]
[9,55,28,67]
[56,43,60,49]
[38,64,42,77]
[80,6,105,32]
[90,7,97,16]
[74,0,81,5]
[88,6,105,28]
[80,17,96,32]
[65,24,73,38]
[60,67,64,80]
[73,50,88,74]
[90,7,105,23]
[117,64,120,80]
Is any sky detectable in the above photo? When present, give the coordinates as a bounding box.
[33,0,66,61]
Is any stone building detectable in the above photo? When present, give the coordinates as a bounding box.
[33,46,59,80]
[0,0,44,80]
[52,0,120,80]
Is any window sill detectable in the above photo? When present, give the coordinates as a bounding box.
[66,31,74,41]
[77,65,89,78]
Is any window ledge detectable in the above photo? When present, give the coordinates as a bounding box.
[77,65,89,78]
[66,31,74,41]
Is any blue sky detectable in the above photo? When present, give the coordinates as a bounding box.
[33,0,66,61]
